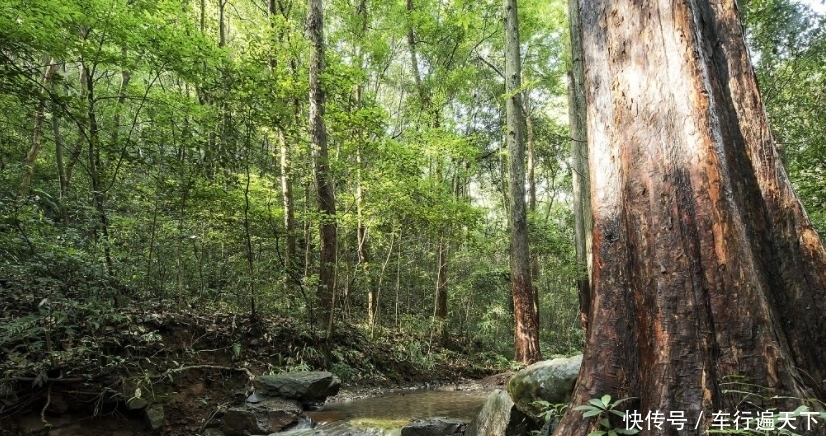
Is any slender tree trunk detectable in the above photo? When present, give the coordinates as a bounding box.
[303,181,312,279]
[568,0,591,332]
[279,131,297,293]
[407,0,449,340]
[268,0,299,303]
[51,67,68,224]
[395,227,402,328]
[307,0,337,336]
[504,0,541,365]
[81,63,113,275]
[406,0,427,107]
[52,101,67,221]
[109,54,131,152]
[358,144,376,324]
[434,234,448,319]
[219,0,226,47]
[65,67,86,189]
[200,0,206,33]
[19,59,58,199]
[351,0,376,327]
[554,1,826,434]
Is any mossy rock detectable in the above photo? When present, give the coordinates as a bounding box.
[506,354,582,420]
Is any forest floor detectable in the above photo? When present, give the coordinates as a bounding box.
[0,297,510,435]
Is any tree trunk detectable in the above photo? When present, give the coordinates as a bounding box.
[434,235,448,319]
[406,0,428,108]
[268,0,299,303]
[218,0,226,47]
[52,98,67,223]
[353,0,376,327]
[19,60,57,199]
[524,92,540,326]
[359,143,376,325]
[407,0,449,341]
[524,91,539,282]
[567,0,591,332]
[307,0,337,336]
[81,62,114,275]
[554,1,826,434]
[504,0,541,365]
[279,130,297,295]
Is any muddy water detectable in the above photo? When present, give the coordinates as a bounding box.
[308,388,490,422]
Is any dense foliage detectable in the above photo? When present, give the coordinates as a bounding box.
[0,0,822,388]
[0,0,581,388]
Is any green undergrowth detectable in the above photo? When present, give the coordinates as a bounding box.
[0,295,510,423]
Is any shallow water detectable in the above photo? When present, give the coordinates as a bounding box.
[307,388,490,423]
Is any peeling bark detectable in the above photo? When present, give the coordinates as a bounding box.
[554,1,826,435]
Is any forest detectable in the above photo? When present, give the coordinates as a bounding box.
[1,0,825,434]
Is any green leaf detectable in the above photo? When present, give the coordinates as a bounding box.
[589,398,607,409]
[609,409,626,418]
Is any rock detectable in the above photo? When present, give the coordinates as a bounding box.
[507,354,582,420]
[401,418,466,436]
[126,396,149,410]
[222,398,302,436]
[145,404,165,430]
[202,429,225,436]
[254,371,341,405]
[246,392,265,403]
[465,390,533,436]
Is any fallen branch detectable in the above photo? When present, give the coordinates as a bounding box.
[0,376,86,383]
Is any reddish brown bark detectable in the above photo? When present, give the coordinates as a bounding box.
[554,1,826,435]
[505,0,541,364]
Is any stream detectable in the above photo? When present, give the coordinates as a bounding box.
[298,388,492,435]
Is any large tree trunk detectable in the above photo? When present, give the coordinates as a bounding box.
[554,1,826,435]
[504,0,541,365]
[567,0,591,333]
[525,93,540,323]
[307,0,337,336]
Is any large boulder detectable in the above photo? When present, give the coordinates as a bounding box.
[222,398,302,436]
[401,418,466,436]
[465,390,533,436]
[254,371,341,405]
[507,354,582,421]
